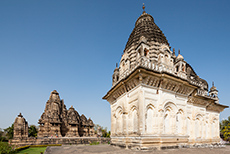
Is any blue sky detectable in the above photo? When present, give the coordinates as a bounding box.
[0,0,230,130]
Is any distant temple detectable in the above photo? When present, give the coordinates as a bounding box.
[11,90,105,146]
[13,113,28,139]
[103,4,228,149]
[37,90,94,137]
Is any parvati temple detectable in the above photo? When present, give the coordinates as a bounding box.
[103,5,228,150]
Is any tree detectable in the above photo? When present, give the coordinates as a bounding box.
[94,124,110,138]
[0,142,15,154]
[4,124,14,140]
[0,129,7,142]
[220,116,230,141]
[28,125,38,137]
[0,129,3,137]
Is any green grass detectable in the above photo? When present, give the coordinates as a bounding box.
[16,147,47,154]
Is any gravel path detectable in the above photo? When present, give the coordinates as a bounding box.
[44,144,230,154]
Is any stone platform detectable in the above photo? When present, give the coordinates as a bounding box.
[10,137,110,147]
[44,144,230,154]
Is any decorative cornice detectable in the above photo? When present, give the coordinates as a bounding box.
[104,68,196,102]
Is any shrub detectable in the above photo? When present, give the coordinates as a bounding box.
[28,125,38,137]
[30,144,62,147]
[90,141,100,145]
[4,124,14,140]
[0,141,15,154]
[15,145,30,151]
[220,116,230,142]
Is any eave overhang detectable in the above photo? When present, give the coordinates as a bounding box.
[103,65,198,100]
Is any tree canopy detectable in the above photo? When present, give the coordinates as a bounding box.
[94,124,110,138]
[220,116,230,141]
[4,124,14,140]
[28,125,38,137]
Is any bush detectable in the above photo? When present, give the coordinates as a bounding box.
[0,136,8,142]
[4,124,14,140]
[28,125,38,137]
[15,145,30,151]
[30,144,62,147]
[90,141,100,145]
[220,116,230,142]
[0,142,15,154]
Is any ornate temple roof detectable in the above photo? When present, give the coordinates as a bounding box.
[210,82,218,92]
[124,11,169,51]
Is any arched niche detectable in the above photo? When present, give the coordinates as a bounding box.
[176,109,184,135]
[115,106,123,135]
[129,105,138,134]
[145,104,155,134]
[163,102,177,134]
[195,114,203,139]
[211,117,218,139]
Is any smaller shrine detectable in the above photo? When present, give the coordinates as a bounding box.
[13,113,28,139]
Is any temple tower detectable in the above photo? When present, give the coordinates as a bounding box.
[13,113,28,138]
[38,90,65,137]
[103,5,228,149]
[38,90,95,137]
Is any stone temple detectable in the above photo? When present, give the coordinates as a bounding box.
[103,5,228,149]
[38,90,94,137]
[13,113,28,139]
[11,90,105,146]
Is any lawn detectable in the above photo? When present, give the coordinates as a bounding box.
[16,147,47,154]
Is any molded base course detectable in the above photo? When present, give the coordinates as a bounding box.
[111,136,221,150]
[10,137,110,147]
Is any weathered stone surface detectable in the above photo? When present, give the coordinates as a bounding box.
[13,113,28,139]
[10,137,110,147]
[38,90,95,138]
[103,6,229,149]
[44,144,230,154]
[11,90,97,146]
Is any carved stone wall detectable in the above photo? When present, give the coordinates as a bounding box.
[13,113,28,139]
[103,6,228,149]
[37,90,95,137]
[10,137,110,147]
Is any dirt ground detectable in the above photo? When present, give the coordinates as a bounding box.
[45,144,230,154]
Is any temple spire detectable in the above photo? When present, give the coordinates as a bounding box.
[142,3,146,13]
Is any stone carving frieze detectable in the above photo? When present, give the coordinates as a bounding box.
[37,90,95,137]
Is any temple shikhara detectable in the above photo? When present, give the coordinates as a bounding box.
[13,113,28,139]
[103,5,228,149]
[38,90,94,137]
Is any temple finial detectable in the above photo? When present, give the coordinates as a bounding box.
[116,63,118,68]
[18,113,22,117]
[212,81,214,87]
[178,49,181,55]
[142,3,146,13]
